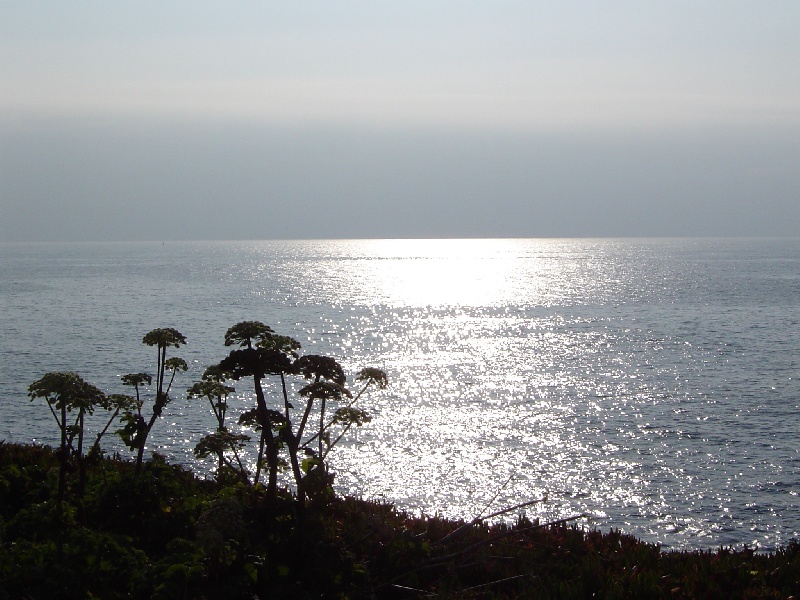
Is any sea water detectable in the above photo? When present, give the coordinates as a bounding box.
[1,238,798,550]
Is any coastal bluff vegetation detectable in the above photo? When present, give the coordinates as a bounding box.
[2,323,798,599]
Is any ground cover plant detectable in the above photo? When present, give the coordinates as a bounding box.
[3,323,799,598]
[1,442,799,599]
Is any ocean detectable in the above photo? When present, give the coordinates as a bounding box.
[1,238,798,550]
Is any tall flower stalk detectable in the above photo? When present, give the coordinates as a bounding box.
[118,328,187,477]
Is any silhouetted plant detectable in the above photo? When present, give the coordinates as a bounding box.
[304,367,388,461]
[117,373,150,456]
[193,430,251,484]
[26,322,385,508]
[214,320,387,503]
[294,356,347,452]
[296,379,351,499]
[218,321,286,499]
[188,366,246,479]
[90,393,138,458]
[258,333,304,495]
[28,372,106,500]
[286,360,387,499]
[117,328,187,476]
[188,365,235,430]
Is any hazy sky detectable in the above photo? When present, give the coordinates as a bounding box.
[2,1,799,241]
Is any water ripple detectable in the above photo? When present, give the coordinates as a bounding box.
[2,238,799,551]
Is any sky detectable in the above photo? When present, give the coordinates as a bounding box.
[1,1,799,241]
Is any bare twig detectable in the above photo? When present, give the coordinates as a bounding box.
[389,514,586,585]
[458,573,530,593]
[441,514,585,562]
[478,472,515,519]
[440,494,548,543]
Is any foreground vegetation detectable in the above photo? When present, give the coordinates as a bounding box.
[1,442,799,599]
[5,322,800,597]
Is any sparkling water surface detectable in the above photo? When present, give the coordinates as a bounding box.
[1,238,798,551]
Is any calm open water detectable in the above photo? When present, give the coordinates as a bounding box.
[1,238,798,551]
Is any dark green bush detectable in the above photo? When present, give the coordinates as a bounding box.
[1,443,799,599]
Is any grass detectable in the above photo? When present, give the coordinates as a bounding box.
[1,442,798,599]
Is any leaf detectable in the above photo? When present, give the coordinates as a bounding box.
[256,333,301,357]
[121,372,152,388]
[117,412,146,449]
[194,430,251,459]
[105,393,137,412]
[244,562,258,583]
[165,357,188,372]
[332,407,372,427]
[187,380,234,399]
[202,364,232,382]
[356,367,389,389]
[142,327,186,348]
[238,409,261,430]
[28,372,106,413]
[294,355,346,384]
[224,321,274,347]
[298,381,352,401]
[219,348,270,379]
[301,456,320,474]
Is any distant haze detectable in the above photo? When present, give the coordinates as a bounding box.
[2,2,799,241]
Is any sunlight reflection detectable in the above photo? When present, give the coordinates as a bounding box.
[8,239,797,551]
[342,238,540,307]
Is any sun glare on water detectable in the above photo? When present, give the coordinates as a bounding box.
[341,238,541,307]
[4,238,798,550]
